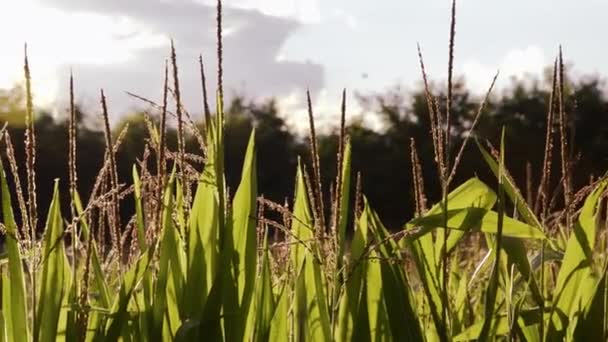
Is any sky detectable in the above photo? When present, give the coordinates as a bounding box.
[1,0,607,131]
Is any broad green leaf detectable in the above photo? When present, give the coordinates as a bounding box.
[368,205,424,341]
[404,177,496,339]
[36,181,68,342]
[366,251,392,342]
[431,178,497,257]
[547,177,608,340]
[301,255,332,341]
[73,191,111,308]
[186,121,220,318]
[228,130,258,340]
[409,208,547,239]
[61,257,77,341]
[477,140,546,309]
[290,161,315,270]
[290,162,332,341]
[244,236,275,342]
[104,247,154,340]
[478,127,507,342]
[476,140,543,230]
[0,160,29,341]
[573,262,608,340]
[336,195,369,342]
[502,237,544,306]
[268,278,291,342]
[152,175,186,340]
[454,308,542,341]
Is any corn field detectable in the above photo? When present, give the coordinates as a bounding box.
[1,1,608,341]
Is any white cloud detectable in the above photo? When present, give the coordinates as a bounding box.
[195,0,321,23]
[278,88,364,135]
[0,0,166,106]
[332,9,358,30]
[461,45,547,93]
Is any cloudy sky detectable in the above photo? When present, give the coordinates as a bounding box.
[1,0,606,129]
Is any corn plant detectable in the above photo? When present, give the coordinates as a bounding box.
[1,1,607,341]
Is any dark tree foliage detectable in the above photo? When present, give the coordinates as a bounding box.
[1,71,608,233]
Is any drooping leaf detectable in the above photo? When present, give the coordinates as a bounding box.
[409,208,546,240]
[476,140,546,308]
[404,177,496,339]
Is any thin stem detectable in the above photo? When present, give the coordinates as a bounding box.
[24,45,38,341]
[100,90,122,268]
[441,1,457,336]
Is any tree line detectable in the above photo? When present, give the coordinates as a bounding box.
[1,70,607,231]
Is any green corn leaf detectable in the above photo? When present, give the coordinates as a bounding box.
[104,246,154,340]
[73,191,111,308]
[300,255,333,341]
[61,259,77,341]
[289,162,332,341]
[152,175,186,340]
[432,178,497,259]
[409,208,547,239]
[0,160,29,341]
[336,195,369,341]
[368,205,424,341]
[244,235,275,342]
[36,181,68,342]
[366,249,392,342]
[454,308,542,341]
[476,140,543,230]
[547,177,608,340]
[217,211,238,341]
[452,263,470,334]
[268,278,291,342]
[404,177,496,339]
[572,262,608,340]
[204,136,250,342]
[477,140,546,308]
[186,121,220,318]
[290,160,315,270]
[228,129,258,340]
[133,164,156,340]
[478,127,507,342]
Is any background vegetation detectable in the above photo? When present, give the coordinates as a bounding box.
[2,70,607,230]
[1,1,608,341]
